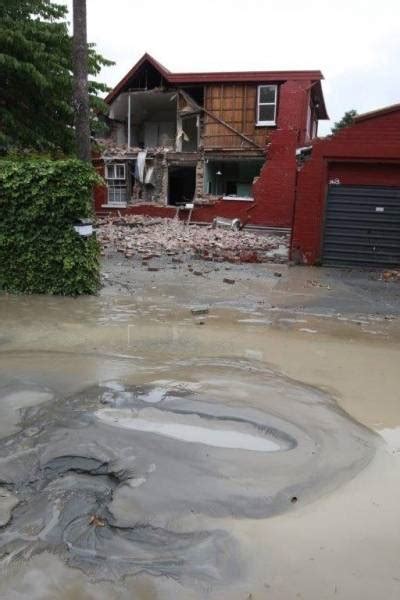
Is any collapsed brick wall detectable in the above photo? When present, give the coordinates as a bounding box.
[252,130,298,227]
[94,138,299,227]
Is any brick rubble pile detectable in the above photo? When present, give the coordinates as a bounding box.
[97,216,288,264]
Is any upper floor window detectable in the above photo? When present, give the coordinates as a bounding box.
[256,85,277,126]
[105,163,126,180]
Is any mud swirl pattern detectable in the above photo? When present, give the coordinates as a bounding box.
[0,354,376,585]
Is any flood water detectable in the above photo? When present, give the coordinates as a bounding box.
[0,280,399,600]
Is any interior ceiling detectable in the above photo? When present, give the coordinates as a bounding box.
[109,92,177,123]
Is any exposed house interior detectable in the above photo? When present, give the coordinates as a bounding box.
[108,90,177,149]
[107,82,203,152]
[100,57,272,207]
[103,86,205,206]
[102,81,265,206]
[204,159,264,199]
[99,55,327,210]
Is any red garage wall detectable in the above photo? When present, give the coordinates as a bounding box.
[328,162,400,186]
[291,106,400,264]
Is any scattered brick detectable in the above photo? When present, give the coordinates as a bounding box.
[96,216,288,264]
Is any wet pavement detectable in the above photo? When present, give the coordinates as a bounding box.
[0,256,400,599]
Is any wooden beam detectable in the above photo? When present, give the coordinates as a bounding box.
[202,105,265,151]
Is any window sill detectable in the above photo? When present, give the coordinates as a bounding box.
[101,203,127,208]
[255,122,276,127]
[222,196,254,202]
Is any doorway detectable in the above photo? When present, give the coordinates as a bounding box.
[168,166,196,206]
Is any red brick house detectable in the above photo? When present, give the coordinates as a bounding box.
[94,53,328,228]
[291,104,400,266]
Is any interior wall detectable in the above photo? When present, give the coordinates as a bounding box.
[143,122,175,147]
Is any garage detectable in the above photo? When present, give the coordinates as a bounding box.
[322,184,400,266]
[291,103,400,266]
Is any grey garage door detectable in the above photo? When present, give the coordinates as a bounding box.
[322,185,400,266]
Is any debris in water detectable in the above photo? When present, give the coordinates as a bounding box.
[191,306,209,316]
[89,515,106,527]
[380,270,400,282]
[306,280,331,290]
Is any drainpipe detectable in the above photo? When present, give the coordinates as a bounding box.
[127,93,131,149]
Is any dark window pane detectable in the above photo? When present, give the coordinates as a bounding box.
[259,86,276,103]
[258,104,275,122]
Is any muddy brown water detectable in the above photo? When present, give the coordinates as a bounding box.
[0,268,400,599]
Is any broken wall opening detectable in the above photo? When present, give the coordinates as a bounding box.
[168,166,196,206]
[103,156,165,206]
[176,90,202,152]
[108,91,177,149]
[131,154,168,204]
[181,116,199,152]
[204,158,264,199]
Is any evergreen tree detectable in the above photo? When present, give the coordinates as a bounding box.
[0,0,112,154]
[331,109,358,135]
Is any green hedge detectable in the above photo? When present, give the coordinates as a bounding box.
[0,159,101,295]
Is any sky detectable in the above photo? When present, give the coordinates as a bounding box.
[61,0,400,135]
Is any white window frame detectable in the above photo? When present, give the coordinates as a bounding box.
[107,184,127,205]
[256,84,277,126]
[104,163,127,206]
[105,163,126,180]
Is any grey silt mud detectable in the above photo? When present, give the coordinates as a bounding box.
[0,352,377,592]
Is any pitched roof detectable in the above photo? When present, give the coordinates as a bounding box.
[106,52,326,110]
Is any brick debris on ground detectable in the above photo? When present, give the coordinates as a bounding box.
[97,216,288,264]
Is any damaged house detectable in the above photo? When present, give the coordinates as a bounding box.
[94,53,328,228]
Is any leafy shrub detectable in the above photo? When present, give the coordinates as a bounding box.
[0,159,101,295]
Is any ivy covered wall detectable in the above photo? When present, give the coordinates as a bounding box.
[0,159,101,295]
